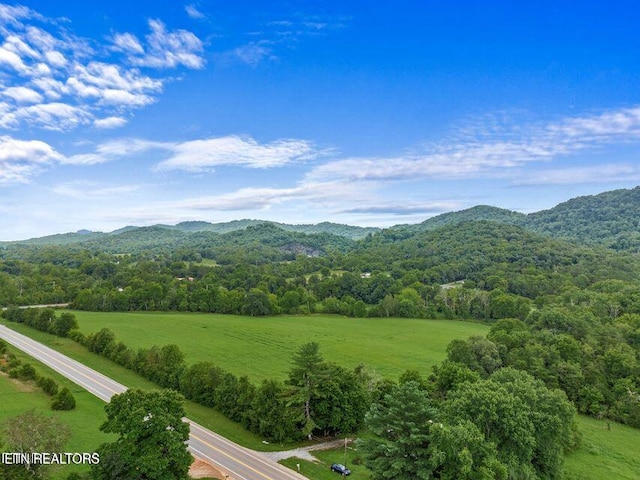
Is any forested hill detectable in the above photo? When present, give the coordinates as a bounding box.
[525,186,640,251]
[357,220,640,289]
[397,186,640,252]
[401,205,527,232]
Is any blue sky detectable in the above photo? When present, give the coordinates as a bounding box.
[1,1,639,240]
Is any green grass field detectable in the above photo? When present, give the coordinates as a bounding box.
[0,345,115,479]
[564,415,640,479]
[69,311,490,382]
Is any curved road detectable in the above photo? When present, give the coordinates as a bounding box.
[0,324,309,480]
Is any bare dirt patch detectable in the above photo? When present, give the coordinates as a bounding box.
[0,370,36,392]
[189,459,225,479]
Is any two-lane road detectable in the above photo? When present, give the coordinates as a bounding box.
[0,324,309,480]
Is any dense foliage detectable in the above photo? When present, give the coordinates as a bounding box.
[2,219,640,323]
[525,186,640,252]
[92,389,191,480]
[360,369,578,480]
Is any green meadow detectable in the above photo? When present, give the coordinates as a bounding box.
[0,345,115,479]
[69,311,490,382]
[564,415,640,479]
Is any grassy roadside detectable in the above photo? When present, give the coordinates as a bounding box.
[0,344,116,479]
[1,321,301,452]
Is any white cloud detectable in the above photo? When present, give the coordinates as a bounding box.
[0,102,91,130]
[173,180,368,212]
[0,135,63,184]
[44,49,66,67]
[548,106,640,140]
[94,137,166,157]
[73,61,162,93]
[93,116,127,129]
[512,163,640,186]
[154,135,319,172]
[338,201,462,215]
[2,85,43,103]
[63,153,109,165]
[185,4,205,19]
[111,32,144,55]
[0,4,39,25]
[99,88,154,106]
[225,41,275,66]
[0,45,28,72]
[67,135,321,172]
[0,4,203,132]
[30,77,66,99]
[307,104,640,184]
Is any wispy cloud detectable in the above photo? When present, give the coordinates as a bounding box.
[223,12,349,66]
[185,4,205,20]
[307,105,640,184]
[52,181,141,199]
[111,19,204,69]
[0,132,324,183]
[221,41,276,66]
[89,180,371,228]
[0,3,204,131]
[93,115,127,129]
[548,106,640,141]
[512,163,640,186]
[2,85,43,103]
[0,4,40,25]
[338,201,462,215]
[154,136,320,172]
[174,180,365,211]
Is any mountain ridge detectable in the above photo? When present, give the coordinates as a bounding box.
[2,186,639,252]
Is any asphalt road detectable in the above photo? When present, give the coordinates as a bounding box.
[0,323,309,480]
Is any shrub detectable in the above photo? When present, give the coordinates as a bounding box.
[17,363,37,381]
[37,376,60,396]
[51,387,76,411]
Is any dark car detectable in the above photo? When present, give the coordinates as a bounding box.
[330,463,351,475]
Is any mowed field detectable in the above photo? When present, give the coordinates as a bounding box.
[70,311,490,381]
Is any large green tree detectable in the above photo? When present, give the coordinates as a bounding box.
[359,382,506,480]
[444,368,577,479]
[92,389,191,480]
